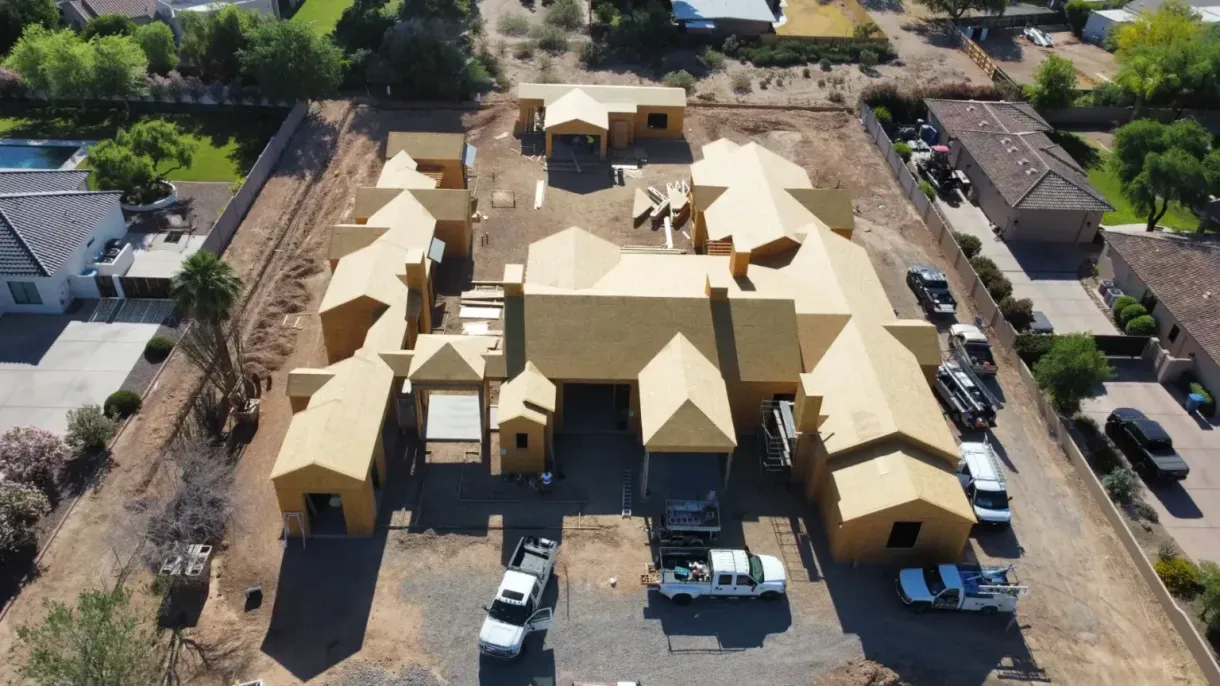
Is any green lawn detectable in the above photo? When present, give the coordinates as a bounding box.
[0,107,284,183]
[1049,131,1200,232]
[290,0,402,36]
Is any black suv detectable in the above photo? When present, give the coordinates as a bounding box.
[906,265,957,316]
[1106,408,1190,481]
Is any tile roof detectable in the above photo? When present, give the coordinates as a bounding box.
[0,191,121,277]
[0,170,89,195]
[925,99,1051,135]
[954,129,1112,212]
[79,0,157,18]
[1104,230,1220,366]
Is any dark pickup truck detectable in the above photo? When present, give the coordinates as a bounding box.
[1106,408,1190,481]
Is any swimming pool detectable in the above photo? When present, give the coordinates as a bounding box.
[0,141,88,170]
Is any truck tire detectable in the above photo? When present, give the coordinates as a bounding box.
[980,606,997,616]
[672,594,693,606]
[760,591,780,601]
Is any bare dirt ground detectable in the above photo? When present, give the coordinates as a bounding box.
[480,0,989,106]
[0,103,1206,685]
[978,28,1118,87]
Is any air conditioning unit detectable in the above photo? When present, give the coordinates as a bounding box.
[1104,288,1125,308]
[1098,279,1115,296]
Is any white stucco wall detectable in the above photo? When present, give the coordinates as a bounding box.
[0,202,127,315]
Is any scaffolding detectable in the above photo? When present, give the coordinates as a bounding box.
[756,399,796,471]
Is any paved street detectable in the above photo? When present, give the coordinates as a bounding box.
[0,300,170,434]
[938,197,1117,334]
[1082,359,1220,563]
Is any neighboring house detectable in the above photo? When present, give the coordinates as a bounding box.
[1101,230,1220,394]
[926,99,1113,243]
[1084,3,1220,43]
[0,171,125,315]
[516,84,686,160]
[672,0,776,36]
[156,0,280,38]
[59,0,157,29]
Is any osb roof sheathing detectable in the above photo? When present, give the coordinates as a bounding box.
[830,442,976,523]
[498,361,556,425]
[386,131,465,162]
[545,89,610,130]
[691,141,826,253]
[518,83,687,109]
[408,334,497,383]
[378,151,439,190]
[638,334,737,452]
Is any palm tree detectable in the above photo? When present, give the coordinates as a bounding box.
[170,252,242,383]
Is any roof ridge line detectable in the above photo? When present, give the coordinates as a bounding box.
[1011,168,1054,207]
[0,190,121,199]
[0,206,49,276]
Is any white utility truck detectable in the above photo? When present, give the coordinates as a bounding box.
[644,548,787,605]
[896,564,1027,614]
[478,536,559,659]
[957,440,1012,528]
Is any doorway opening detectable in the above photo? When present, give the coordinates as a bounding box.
[304,493,346,535]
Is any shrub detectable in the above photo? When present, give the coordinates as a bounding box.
[662,69,697,94]
[1155,557,1199,597]
[1118,303,1147,326]
[545,0,583,30]
[104,390,142,419]
[1000,297,1035,331]
[1110,295,1137,320]
[802,66,810,78]
[953,231,982,258]
[531,24,568,53]
[144,336,174,362]
[699,47,726,71]
[0,427,70,497]
[1064,0,1091,37]
[65,405,117,453]
[0,482,50,560]
[918,180,935,199]
[1125,315,1157,336]
[986,274,1013,302]
[969,255,998,274]
[873,105,892,123]
[828,90,845,104]
[858,49,878,68]
[1101,466,1139,505]
[731,71,752,93]
[854,20,879,38]
[894,141,911,162]
[1010,332,1058,363]
[1158,540,1182,562]
[1131,499,1159,523]
[498,12,531,37]
[514,40,536,59]
[578,40,607,67]
[535,54,558,83]
[1033,333,1114,414]
[819,57,832,72]
[1189,382,1216,417]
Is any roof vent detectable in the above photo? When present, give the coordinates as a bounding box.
[1025,169,1037,176]
[966,105,976,112]
[1017,159,1028,166]
[978,121,988,127]
[1005,146,1018,153]
[1000,137,1011,144]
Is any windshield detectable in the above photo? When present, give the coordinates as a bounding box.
[974,489,1009,511]
[925,278,949,290]
[922,567,946,595]
[1145,440,1177,456]
[749,554,764,582]
[487,597,533,626]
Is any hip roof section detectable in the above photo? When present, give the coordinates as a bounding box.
[638,333,737,451]
[498,361,556,425]
[830,442,976,523]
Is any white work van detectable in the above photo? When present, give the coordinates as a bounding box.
[644,548,786,605]
[956,441,1012,528]
[896,564,1027,614]
[479,536,558,659]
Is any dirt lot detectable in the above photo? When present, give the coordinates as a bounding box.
[481,0,990,107]
[0,103,1206,686]
[978,28,1118,87]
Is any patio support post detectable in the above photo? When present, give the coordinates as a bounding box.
[642,448,650,497]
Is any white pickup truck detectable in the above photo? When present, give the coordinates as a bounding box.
[478,536,558,659]
[645,548,787,605]
[896,564,1027,615]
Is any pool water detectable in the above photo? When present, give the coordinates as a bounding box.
[0,144,77,169]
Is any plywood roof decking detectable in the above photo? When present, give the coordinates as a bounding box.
[518,83,687,109]
[408,334,498,383]
[498,361,556,425]
[638,334,737,452]
[830,442,976,523]
[378,151,440,190]
[545,89,610,131]
[386,132,466,162]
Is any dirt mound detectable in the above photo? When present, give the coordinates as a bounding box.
[814,659,909,686]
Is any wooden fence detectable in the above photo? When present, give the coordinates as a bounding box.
[947,21,1023,92]
[861,101,1220,684]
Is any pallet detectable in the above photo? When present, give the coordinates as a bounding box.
[640,572,660,586]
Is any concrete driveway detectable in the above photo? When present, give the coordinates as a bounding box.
[937,197,1117,334]
[1081,359,1220,563]
[0,300,170,434]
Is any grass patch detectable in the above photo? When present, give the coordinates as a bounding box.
[1050,130,1199,231]
[290,0,402,36]
[0,107,283,182]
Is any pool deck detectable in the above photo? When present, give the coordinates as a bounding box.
[0,138,94,171]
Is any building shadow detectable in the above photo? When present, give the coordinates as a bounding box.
[546,169,614,195]
[637,139,695,165]
[0,304,90,365]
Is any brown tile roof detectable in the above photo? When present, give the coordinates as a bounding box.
[80,0,156,19]
[1104,231,1220,364]
[925,99,1051,135]
[954,129,1112,212]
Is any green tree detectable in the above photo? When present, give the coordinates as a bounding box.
[1064,0,1092,37]
[911,0,997,20]
[17,589,163,686]
[180,6,269,82]
[240,21,343,101]
[88,140,159,203]
[0,0,57,56]
[82,13,137,40]
[134,22,178,74]
[1025,54,1077,109]
[1198,560,1220,630]
[372,20,478,100]
[121,119,197,176]
[89,34,148,108]
[333,0,395,52]
[1111,118,1220,230]
[1033,334,1114,414]
[398,0,472,21]
[4,26,94,104]
[170,252,243,382]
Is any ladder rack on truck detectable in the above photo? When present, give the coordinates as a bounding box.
[935,360,999,429]
[949,348,1003,409]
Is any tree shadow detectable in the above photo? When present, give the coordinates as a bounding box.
[1048,130,1101,170]
[859,0,904,11]
[901,19,965,49]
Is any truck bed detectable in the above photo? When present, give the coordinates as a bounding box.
[509,536,558,579]
[658,550,712,585]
